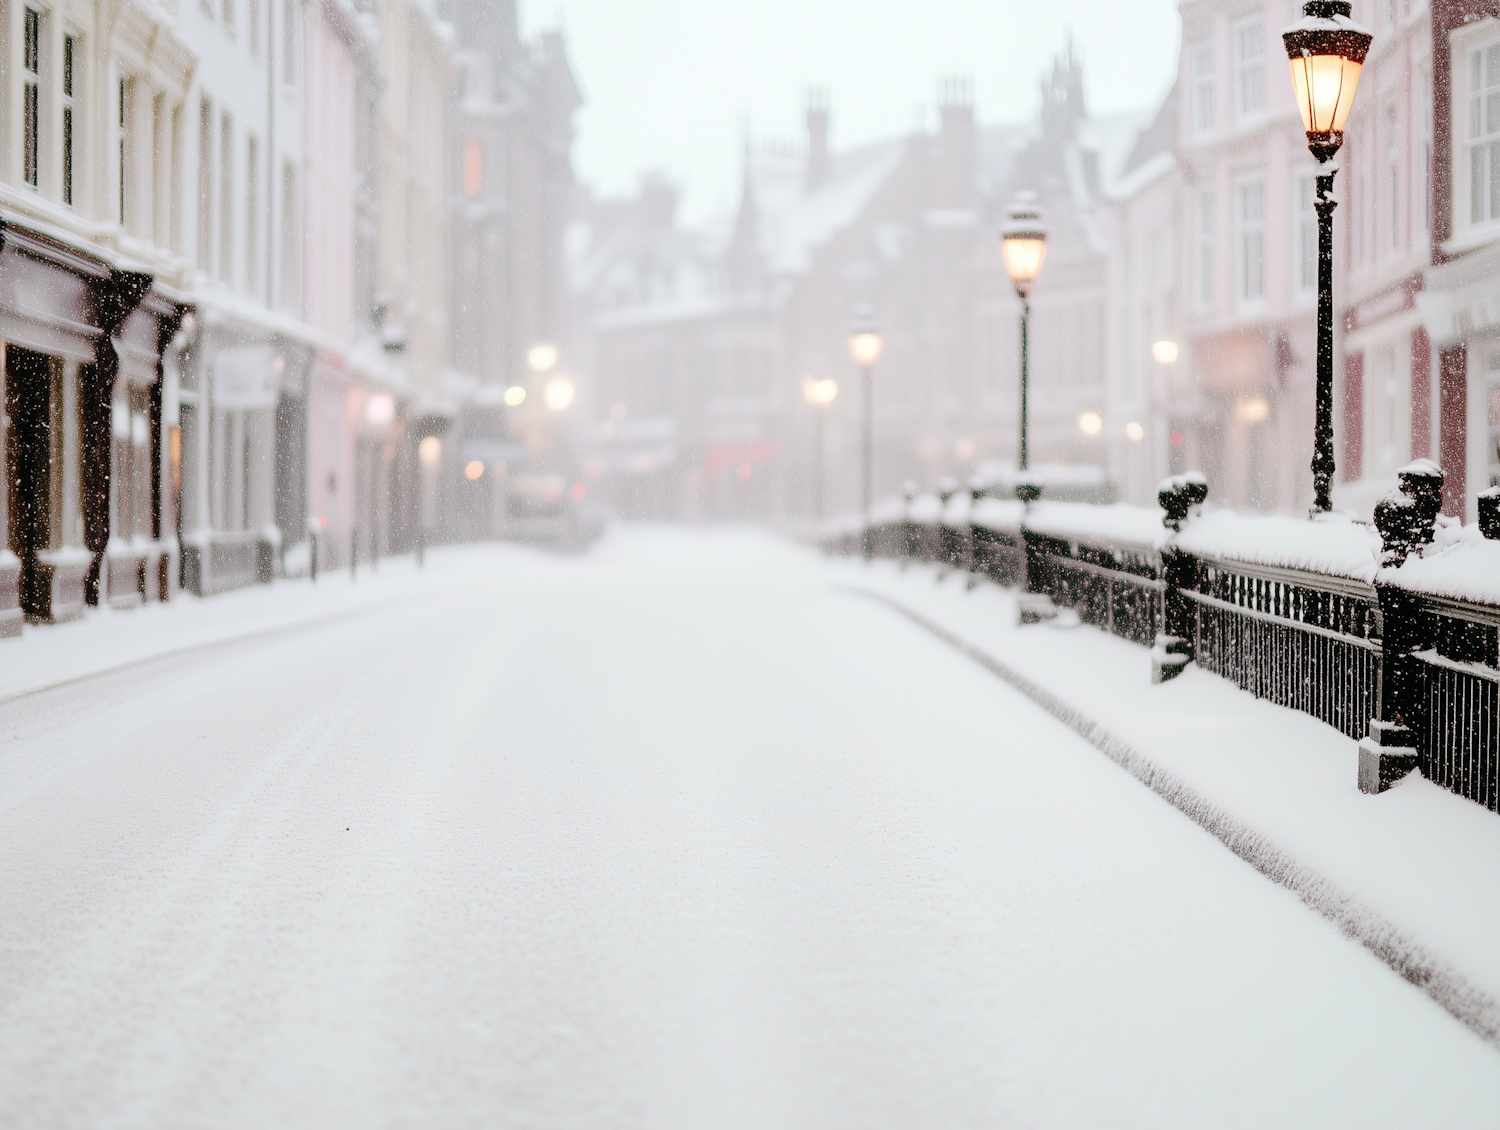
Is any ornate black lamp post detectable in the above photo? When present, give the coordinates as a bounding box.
[849,314,883,559]
[1001,194,1047,501]
[1282,1,1371,513]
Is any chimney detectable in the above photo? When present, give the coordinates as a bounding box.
[936,76,976,207]
[806,88,830,191]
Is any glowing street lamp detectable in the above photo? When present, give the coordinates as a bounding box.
[1001,193,1047,496]
[527,343,559,373]
[1283,1,1371,513]
[544,377,575,411]
[849,312,883,559]
[803,378,839,521]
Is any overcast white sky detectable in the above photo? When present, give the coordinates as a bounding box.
[520,0,1183,224]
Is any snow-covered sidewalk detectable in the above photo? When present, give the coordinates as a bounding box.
[832,556,1500,1043]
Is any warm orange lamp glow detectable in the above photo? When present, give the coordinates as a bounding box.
[849,331,883,368]
[1282,2,1372,158]
[1001,193,1047,297]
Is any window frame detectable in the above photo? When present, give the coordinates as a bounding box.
[1195,190,1215,312]
[1463,34,1500,233]
[23,7,41,189]
[1293,169,1318,302]
[1191,40,1215,136]
[62,31,77,207]
[1233,14,1267,123]
[1235,173,1267,308]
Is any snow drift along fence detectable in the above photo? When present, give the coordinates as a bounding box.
[832,470,1500,816]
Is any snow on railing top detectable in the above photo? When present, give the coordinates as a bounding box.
[867,496,907,524]
[970,497,1025,532]
[1023,501,1168,551]
[940,491,972,526]
[906,493,944,524]
[1384,519,1500,607]
[1175,510,1381,584]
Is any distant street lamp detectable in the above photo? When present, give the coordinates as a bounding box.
[849,314,883,560]
[544,377,575,411]
[1283,1,1371,513]
[1001,193,1047,500]
[527,343,560,373]
[803,377,839,521]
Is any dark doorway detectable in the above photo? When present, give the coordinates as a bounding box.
[6,345,57,617]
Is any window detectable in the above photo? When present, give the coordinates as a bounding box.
[1196,191,1215,309]
[1468,42,1500,226]
[118,78,128,226]
[1192,42,1215,134]
[1488,349,1500,489]
[62,35,75,206]
[1295,172,1317,296]
[23,8,39,189]
[197,99,214,272]
[1237,176,1266,303]
[1420,60,1431,233]
[283,0,297,86]
[1387,103,1401,253]
[464,138,483,197]
[281,162,300,311]
[246,136,259,294]
[1371,344,1400,475]
[1234,17,1265,121]
[220,114,234,284]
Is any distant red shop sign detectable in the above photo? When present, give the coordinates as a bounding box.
[706,440,781,476]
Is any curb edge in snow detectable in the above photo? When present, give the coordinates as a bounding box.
[844,584,1500,1052]
[0,603,389,709]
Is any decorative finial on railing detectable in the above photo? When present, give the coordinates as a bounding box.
[1158,472,1209,532]
[1374,459,1444,565]
[1479,487,1500,541]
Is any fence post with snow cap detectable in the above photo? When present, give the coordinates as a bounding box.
[1478,487,1500,541]
[1153,473,1208,684]
[1360,462,1444,794]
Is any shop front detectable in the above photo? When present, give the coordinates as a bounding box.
[0,219,182,625]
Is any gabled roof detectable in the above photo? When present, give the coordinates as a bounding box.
[743,138,907,277]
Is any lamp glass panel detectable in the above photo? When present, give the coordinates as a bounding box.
[1288,54,1363,133]
[1002,237,1047,287]
[850,332,883,366]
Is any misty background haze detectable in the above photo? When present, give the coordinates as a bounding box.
[526,0,1183,221]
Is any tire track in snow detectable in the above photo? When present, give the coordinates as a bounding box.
[842,584,1500,1052]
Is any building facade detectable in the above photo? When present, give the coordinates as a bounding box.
[0,0,195,629]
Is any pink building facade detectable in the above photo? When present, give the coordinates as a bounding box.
[299,0,402,569]
[1169,0,1330,514]
[1337,0,1437,517]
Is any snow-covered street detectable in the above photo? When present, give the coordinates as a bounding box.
[2,527,1498,1128]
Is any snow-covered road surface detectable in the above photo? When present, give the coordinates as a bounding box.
[1,527,1496,1128]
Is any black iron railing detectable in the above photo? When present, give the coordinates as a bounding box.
[1414,597,1500,812]
[829,468,1500,815]
[1026,531,1163,647]
[1183,561,1380,741]
[970,524,1025,588]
